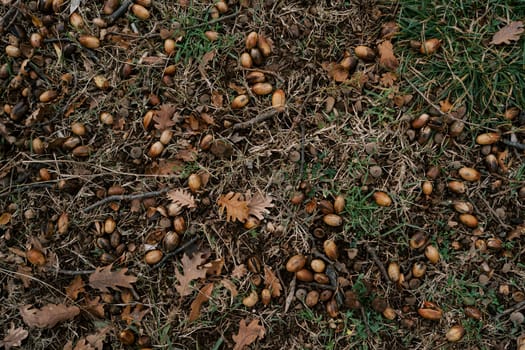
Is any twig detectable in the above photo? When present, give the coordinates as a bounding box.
[0,0,21,33]
[284,275,296,313]
[297,282,337,291]
[82,188,170,213]
[360,307,372,338]
[495,300,525,321]
[364,243,390,283]
[150,235,200,269]
[232,109,278,130]
[107,0,133,24]
[184,11,240,30]
[47,268,95,275]
[501,139,525,151]
[27,61,50,84]
[0,182,55,199]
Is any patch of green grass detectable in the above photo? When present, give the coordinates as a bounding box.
[342,186,379,239]
[398,0,525,127]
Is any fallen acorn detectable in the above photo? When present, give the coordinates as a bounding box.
[459,213,478,228]
[246,31,258,49]
[286,254,306,272]
[333,195,345,214]
[412,262,426,278]
[326,299,339,318]
[252,82,273,95]
[424,245,440,264]
[231,95,249,109]
[388,262,401,282]
[383,307,397,320]
[173,216,186,234]
[295,268,314,282]
[118,329,135,345]
[459,167,480,182]
[422,181,433,195]
[476,132,500,145]
[464,306,482,320]
[446,324,465,342]
[144,249,163,265]
[246,71,266,84]
[310,259,326,273]
[373,191,392,206]
[27,249,46,265]
[39,90,58,103]
[204,30,219,41]
[99,112,114,125]
[485,154,498,173]
[305,290,319,307]
[411,113,429,129]
[409,232,428,250]
[242,290,259,307]
[131,4,150,19]
[354,45,375,61]
[188,173,202,193]
[5,45,21,58]
[319,200,334,214]
[257,35,272,57]
[448,181,466,194]
[272,89,285,111]
[313,273,329,284]
[453,200,473,214]
[420,38,441,54]
[164,39,176,55]
[71,122,86,136]
[79,35,100,49]
[148,141,164,158]
[418,301,442,320]
[32,137,45,154]
[163,232,179,251]
[240,52,253,68]
[30,33,43,48]
[323,239,338,260]
[323,214,342,227]
[261,288,271,306]
[72,145,91,157]
[215,0,228,13]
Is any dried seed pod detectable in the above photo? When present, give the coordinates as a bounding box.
[215,1,228,13]
[163,231,179,251]
[32,137,45,154]
[79,35,100,49]
[383,307,396,320]
[424,245,440,264]
[188,173,202,192]
[464,306,482,320]
[333,195,345,214]
[104,217,116,234]
[485,154,498,173]
[72,145,90,157]
[453,200,473,214]
[305,290,319,307]
[242,290,259,307]
[240,52,253,68]
[250,48,264,65]
[446,325,465,342]
[204,30,219,41]
[39,90,58,102]
[418,301,442,320]
[252,82,273,95]
[388,262,401,282]
[323,214,342,227]
[354,45,375,61]
[448,181,466,194]
[459,167,480,182]
[326,299,339,318]
[286,254,306,272]
[323,240,338,260]
[310,259,326,273]
[118,329,135,345]
[131,4,150,19]
[27,249,46,265]
[412,262,426,278]
[459,213,478,228]
[231,95,249,109]
[272,89,285,111]
[148,141,164,158]
[257,35,272,56]
[420,38,441,54]
[476,132,500,145]
[261,288,271,305]
[295,268,314,282]
[71,122,86,136]
[246,31,258,49]
[422,181,433,195]
[246,71,265,84]
[411,113,429,129]
[144,249,163,265]
[449,120,465,137]
[319,200,334,214]
[373,191,392,206]
[164,39,176,55]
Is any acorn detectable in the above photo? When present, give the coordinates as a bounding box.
[79,35,100,49]
[118,329,135,345]
[63,137,80,150]
[39,168,51,181]
[452,200,473,214]
[323,214,342,227]
[411,113,429,129]
[261,288,271,306]
[504,107,520,120]
[290,191,305,205]
[459,213,478,228]
[318,200,334,214]
[449,120,465,137]
[173,216,186,234]
[135,0,151,6]
[32,137,45,154]
[305,290,319,307]
[164,39,176,55]
[326,299,339,318]
[204,31,219,41]
[5,45,21,58]
[209,6,219,19]
[242,290,259,307]
[310,259,326,273]
[247,256,262,273]
[272,89,285,111]
[333,195,345,214]
[323,240,338,260]
[485,154,498,173]
[240,52,253,68]
[250,48,264,65]
[144,249,163,265]
[354,45,375,61]
[199,134,213,151]
[257,35,272,56]
[39,90,58,102]
[487,237,502,250]
[387,262,401,282]
[418,301,442,320]
[246,32,258,49]
[148,141,164,158]
[188,173,202,193]
[131,4,150,19]
[409,232,428,250]
[286,254,306,272]
[246,71,266,84]
[383,307,397,320]
[459,167,480,182]
[476,132,500,145]
[448,181,466,194]
[464,306,482,320]
[424,245,440,264]
[373,191,392,206]
[231,95,249,109]
[314,273,330,284]
[446,325,465,342]
[57,212,69,234]
[99,112,114,125]
[71,122,86,136]
[215,1,228,13]
[27,249,46,265]
[163,232,180,251]
[420,38,441,54]
[412,262,426,278]
[104,217,116,234]
[252,82,273,95]
[295,268,314,282]
[319,290,333,302]
[30,33,43,48]
[422,181,433,195]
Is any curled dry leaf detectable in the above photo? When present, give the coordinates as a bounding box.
[65,275,85,300]
[88,264,137,293]
[377,40,399,71]
[217,192,250,223]
[232,319,265,350]
[153,104,179,130]
[0,324,28,349]
[188,283,214,322]
[263,266,282,297]
[231,264,248,279]
[221,278,239,298]
[20,304,80,328]
[167,188,197,209]
[247,192,274,220]
[490,21,524,45]
[175,253,207,297]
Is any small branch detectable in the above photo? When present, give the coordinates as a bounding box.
[0,0,21,33]
[150,235,200,269]
[495,300,525,321]
[501,139,525,151]
[0,182,55,199]
[232,109,278,130]
[185,11,240,30]
[47,268,95,275]
[82,188,170,213]
[297,282,337,291]
[283,276,296,314]
[365,243,390,283]
[107,0,133,24]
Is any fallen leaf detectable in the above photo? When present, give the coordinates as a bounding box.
[174,148,198,162]
[324,62,349,82]
[378,40,399,71]
[228,82,246,94]
[83,296,105,318]
[0,324,28,349]
[211,91,223,107]
[439,99,453,113]
[221,278,238,298]
[232,319,265,350]
[0,212,12,225]
[153,104,178,130]
[203,258,224,275]
[217,192,250,223]
[167,188,197,209]
[381,21,399,39]
[263,266,282,298]
[146,159,184,175]
[88,264,137,293]
[121,304,149,325]
[231,264,248,279]
[84,326,111,350]
[247,192,274,220]
[175,253,207,297]
[380,72,397,87]
[199,50,216,80]
[490,21,524,45]
[20,304,80,328]
[69,0,81,14]
[189,283,214,322]
[65,275,85,300]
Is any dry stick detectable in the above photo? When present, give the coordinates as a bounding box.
[151,235,200,269]
[184,11,240,30]
[283,275,296,313]
[0,182,55,198]
[82,188,170,213]
[232,109,278,130]
[495,300,525,321]
[365,243,391,283]
[0,0,21,32]
[47,268,95,275]
[501,139,525,151]
[107,0,133,24]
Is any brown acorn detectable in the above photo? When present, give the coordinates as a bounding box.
[164,39,176,55]
[215,1,228,13]
[99,112,114,125]
[204,30,219,41]
[148,141,164,158]
[246,71,266,84]
[242,290,259,307]
[246,32,258,49]
[286,254,306,272]
[424,245,440,264]
[449,120,465,137]
[310,259,326,273]
[448,181,466,194]
[144,250,163,265]
[420,38,441,54]
[452,200,473,214]
[464,306,482,320]
[446,325,465,342]
[257,35,272,57]
[39,90,58,102]
[459,213,478,228]
[354,45,375,61]
[79,35,100,49]
[163,232,180,251]
[305,290,319,307]
[5,45,21,58]
[57,212,69,234]
[104,217,116,234]
[173,216,186,234]
[252,83,273,95]
[261,288,271,305]
[71,122,86,136]
[333,195,345,214]
[119,329,135,345]
[131,4,150,19]
[476,132,500,145]
[295,268,314,282]
[32,137,45,154]
[373,191,392,206]
[323,240,338,260]
[412,262,426,278]
[387,262,401,282]
[188,173,202,192]
[30,33,43,48]
[27,249,46,265]
[231,95,249,109]
[320,290,333,302]
[240,52,253,68]
[422,181,433,195]
[249,48,264,66]
[318,200,334,214]
[290,191,305,205]
[313,273,329,284]
[411,113,429,129]
[459,167,480,182]
[485,154,498,173]
[383,307,397,320]
[272,89,285,111]
[323,214,342,227]
[418,301,442,320]
[326,299,339,318]
[72,145,91,157]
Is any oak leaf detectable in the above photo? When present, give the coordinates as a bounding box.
[121,304,149,325]
[0,324,28,349]
[88,265,137,293]
[323,62,349,82]
[247,192,274,220]
[203,258,224,275]
[221,278,238,298]
[231,264,248,279]
[217,192,249,223]
[378,40,399,71]
[380,72,397,87]
[83,296,105,318]
[490,21,524,45]
[167,188,197,209]
[65,275,85,300]
[232,319,265,350]
[175,253,207,297]
[188,283,214,322]
[263,266,282,298]
[153,104,178,130]
[20,304,80,328]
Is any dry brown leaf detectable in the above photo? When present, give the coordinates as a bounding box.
[153,104,178,131]
[203,258,224,275]
[378,40,399,71]
[83,326,111,350]
[221,279,238,298]
[167,188,196,209]
[121,304,149,325]
[323,62,349,82]
[0,324,28,349]
[146,159,184,175]
[217,192,250,223]
[88,264,137,293]
[490,21,524,45]
[381,21,399,39]
[188,283,214,322]
[231,264,248,279]
[228,82,246,94]
[380,72,397,87]
[211,91,223,107]
[83,296,104,318]
[199,50,216,80]
[439,99,453,113]
[232,319,265,350]
[263,266,282,298]
[175,253,207,297]
[0,212,12,225]
[20,304,80,328]
[65,275,85,300]
[174,148,198,162]
[247,192,274,220]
